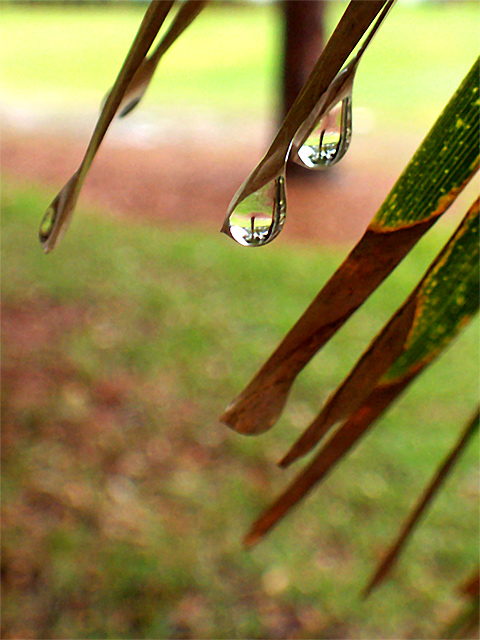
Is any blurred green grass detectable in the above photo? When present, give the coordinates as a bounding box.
[2,2,479,636]
[1,1,478,129]
[2,181,478,638]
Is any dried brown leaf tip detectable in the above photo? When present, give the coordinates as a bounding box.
[364,407,479,596]
[244,199,479,546]
[39,1,176,253]
[243,375,413,548]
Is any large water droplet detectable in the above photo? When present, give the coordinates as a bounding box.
[296,95,352,170]
[226,176,286,247]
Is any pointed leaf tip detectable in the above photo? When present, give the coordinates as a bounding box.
[364,406,479,596]
[39,170,80,253]
[39,1,175,251]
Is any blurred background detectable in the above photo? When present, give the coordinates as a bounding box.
[1,1,479,638]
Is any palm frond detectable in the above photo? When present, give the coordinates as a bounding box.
[221,57,479,436]
[364,407,479,595]
[244,199,479,546]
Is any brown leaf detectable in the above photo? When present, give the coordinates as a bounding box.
[39,1,175,253]
[220,59,479,435]
[244,376,413,547]
[364,407,479,596]
[221,218,437,436]
[281,199,479,466]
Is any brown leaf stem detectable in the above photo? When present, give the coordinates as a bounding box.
[221,0,391,225]
[39,1,175,253]
[364,407,479,596]
[244,377,413,547]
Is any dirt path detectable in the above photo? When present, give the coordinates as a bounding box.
[2,116,422,245]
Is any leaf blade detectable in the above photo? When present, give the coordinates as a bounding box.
[281,198,479,466]
[364,407,479,596]
[221,57,480,436]
[245,200,479,545]
[39,0,175,253]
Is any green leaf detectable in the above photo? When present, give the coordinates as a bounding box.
[221,57,480,436]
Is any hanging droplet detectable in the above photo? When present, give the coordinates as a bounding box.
[38,170,80,253]
[119,96,142,118]
[224,175,286,247]
[101,83,146,119]
[39,206,55,242]
[295,95,352,170]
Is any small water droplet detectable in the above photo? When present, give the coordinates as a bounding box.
[101,81,147,119]
[39,206,55,241]
[295,95,352,170]
[119,96,142,118]
[226,175,286,247]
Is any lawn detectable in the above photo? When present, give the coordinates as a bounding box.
[2,182,478,638]
[1,1,479,128]
[1,1,479,637]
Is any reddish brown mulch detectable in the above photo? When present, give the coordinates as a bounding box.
[1,124,420,245]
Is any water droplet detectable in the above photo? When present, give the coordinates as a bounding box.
[295,95,352,170]
[39,206,55,241]
[225,175,286,247]
[119,96,142,118]
[39,170,80,252]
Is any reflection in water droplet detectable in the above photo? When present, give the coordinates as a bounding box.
[39,206,55,241]
[296,95,352,170]
[226,175,286,247]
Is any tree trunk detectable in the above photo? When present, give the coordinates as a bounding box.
[281,0,325,177]
[280,0,325,122]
